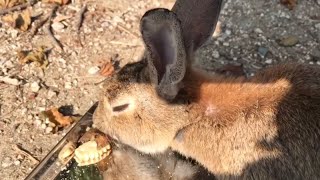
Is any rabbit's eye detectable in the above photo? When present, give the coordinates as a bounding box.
[112,104,130,112]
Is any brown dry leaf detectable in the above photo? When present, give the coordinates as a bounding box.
[99,62,115,77]
[216,64,246,77]
[2,9,31,31]
[43,107,74,128]
[0,0,25,8]
[280,0,297,10]
[17,46,48,68]
[42,0,69,5]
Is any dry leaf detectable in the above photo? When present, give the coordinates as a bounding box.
[42,0,69,5]
[0,0,25,8]
[216,64,246,77]
[2,9,31,31]
[43,107,74,128]
[278,35,299,47]
[17,46,48,68]
[99,62,115,77]
[280,0,297,10]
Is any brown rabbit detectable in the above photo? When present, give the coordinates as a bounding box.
[93,0,320,179]
[102,143,214,180]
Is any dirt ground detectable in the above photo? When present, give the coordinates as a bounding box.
[0,0,319,179]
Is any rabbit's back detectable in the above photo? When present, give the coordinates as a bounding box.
[247,63,320,179]
[173,63,320,179]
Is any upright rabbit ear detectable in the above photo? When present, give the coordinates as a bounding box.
[140,8,187,100]
[172,0,223,52]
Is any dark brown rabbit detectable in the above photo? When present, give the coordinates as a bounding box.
[93,0,320,179]
[102,143,214,180]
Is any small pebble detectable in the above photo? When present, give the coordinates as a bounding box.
[258,47,269,58]
[254,28,263,34]
[225,29,232,35]
[30,82,40,92]
[101,21,109,28]
[2,157,12,168]
[38,107,46,112]
[10,29,19,38]
[315,23,320,30]
[45,126,53,134]
[223,42,229,46]
[48,122,56,127]
[48,90,57,99]
[27,115,33,120]
[64,82,72,89]
[88,66,100,75]
[4,60,14,68]
[14,160,21,166]
[51,22,65,32]
[72,80,78,87]
[34,119,42,126]
[212,50,220,59]
[17,155,23,160]
[58,58,66,64]
[265,59,273,64]
[45,118,50,124]
[41,123,47,129]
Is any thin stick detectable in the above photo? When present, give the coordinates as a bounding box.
[45,5,63,51]
[0,102,23,120]
[13,144,39,164]
[30,14,50,37]
[75,4,87,31]
[109,40,142,47]
[116,24,140,38]
[0,3,29,16]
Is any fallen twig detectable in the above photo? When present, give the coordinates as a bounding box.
[109,40,142,47]
[75,4,87,31]
[45,5,63,51]
[30,14,50,37]
[0,102,23,120]
[0,76,21,86]
[0,3,29,16]
[116,23,140,38]
[13,144,39,164]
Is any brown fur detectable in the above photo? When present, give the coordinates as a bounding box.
[170,63,320,179]
[94,62,320,179]
[102,144,214,180]
[93,1,320,179]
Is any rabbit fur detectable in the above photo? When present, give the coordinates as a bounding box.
[93,0,320,179]
[102,143,214,180]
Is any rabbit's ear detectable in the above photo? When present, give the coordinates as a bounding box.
[140,8,187,100]
[172,0,223,52]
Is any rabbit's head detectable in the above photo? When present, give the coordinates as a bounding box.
[93,0,223,153]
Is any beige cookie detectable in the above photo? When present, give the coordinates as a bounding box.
[74,140,111,166]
